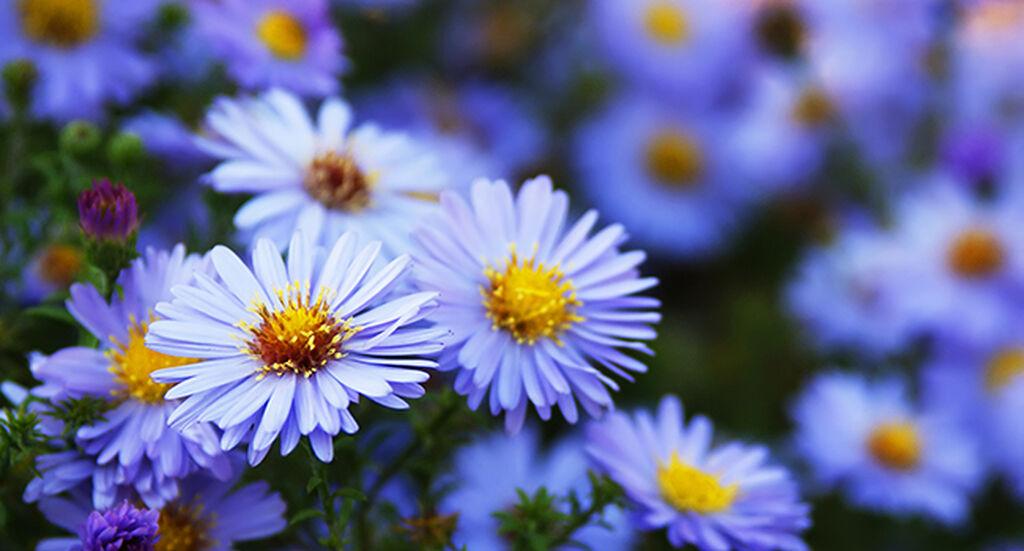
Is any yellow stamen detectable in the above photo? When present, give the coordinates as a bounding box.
[256,10,308,60]
[109,317,196,405]
[986,347,1024,392]
[947,227,1005,279]
[657,452,738,514]
[644,2,690,45]
[241,282,359,379]
[482,251,582,346]
[645,130,704,187]
[156,499,215,551]
[867,421,921,471]
[18,0,98,48]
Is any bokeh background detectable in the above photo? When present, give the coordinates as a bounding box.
[2,0,1024,549]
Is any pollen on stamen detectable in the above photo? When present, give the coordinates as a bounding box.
[108,315,198,405]
[481,250,583,346]
[240,282,359,379]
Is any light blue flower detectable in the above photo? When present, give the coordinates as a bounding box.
[785,217,923,357]
[196,88,452,255]
[35,459,286,551]
[440,428,634,550]
[146,231,445,465]
[587,395,811,550]
[587,0,752,100]
[0,0,159,121]
[192,0,345,97]
[24,245,231,509]
[573,92,746,259]
[413,176,659,432]
[792,371,984,525]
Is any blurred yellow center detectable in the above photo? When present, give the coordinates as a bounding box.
[792,88,834,126]
[156,500,214,551]
[241,282,358,378]
[867,421,921,471]
[304,151,374,212]
[18,0,98,48]
[985,347,1024,392]
[657,452,738,514]
[644,2,690,45]
[947,227,1005,278]
[645,131,704,187]
[482,252,582,345]
[966,2,1024,33]
[109,318,196,405]
[256,10,307,60]
[37,244,82,287]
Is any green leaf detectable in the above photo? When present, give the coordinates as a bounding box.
[288,507,325,527]
[22,305,75,324]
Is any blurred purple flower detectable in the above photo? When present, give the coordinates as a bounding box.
[77,500,159,551]
[77,179,139,242]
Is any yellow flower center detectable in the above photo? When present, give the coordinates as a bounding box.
[644,1,690,45]
[36,244,83,287]
[965,2,1024,34]
[304,151,375,212]
[241,282,359,379]
[947,227,1005,279]
[791,87,834,127]
[985,347,1024,392]
[867,421,921,471]
[156,500,215,551]
[482,251,582,345]
[256,10,307,60]
[657,452,738,514]
[109,318,197,405]
[18,0,99,48]
[645,131,704,187]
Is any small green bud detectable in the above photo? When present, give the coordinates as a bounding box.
[2,59,37,113]
[60,120,102,156]
[107,132,145,167]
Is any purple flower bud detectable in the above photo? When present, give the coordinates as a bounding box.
[77,179,139,241]
[78,500,159,551]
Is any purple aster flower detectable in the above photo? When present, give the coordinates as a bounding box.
[573,92,746,259]
[586,395,811,550]
[35,459,286,551]
[792,372,983,525]
[413,176,659,432]
[77,179,139,242]
[20,243,83,303]
[441,428,634,550]
[195,88,452,254]
[588,0,752,100]
[192,0,345,97]
[0,0,158,121]
[78,500,159,551]
[25,245,231,509]
[146,231,445,464]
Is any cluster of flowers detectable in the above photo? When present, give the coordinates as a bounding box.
[4,0,1024,548]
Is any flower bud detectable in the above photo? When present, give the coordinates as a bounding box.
[77,179,139,242]
[60,120,102,156]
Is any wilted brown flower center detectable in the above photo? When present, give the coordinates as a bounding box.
[304,151,374,212]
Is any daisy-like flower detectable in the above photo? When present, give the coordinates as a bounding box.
[792,371,983,524]
[20,243,83,303]
[588,0,751,99]
[573,92,746,259]
[413,176,659,432]
[441,428,634,550]
[785,216,922,358]
[586,395,811,550]
[891,179,1024,342]
[146,231,444,465]
[922,322,1024,499]
[0,0,157,121]
[192,0,345,97]
[35,463,286,551]
[196,88,451,254]
[25,245,230,509]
